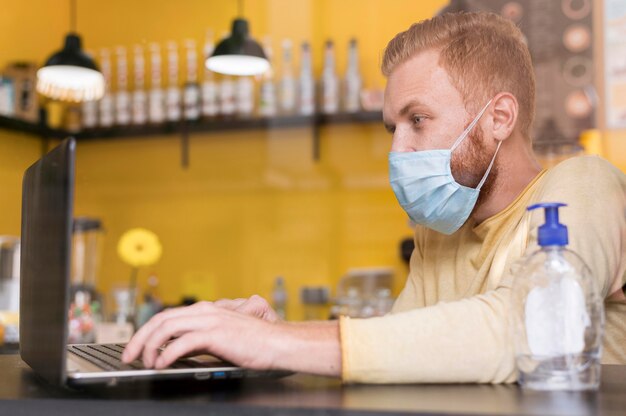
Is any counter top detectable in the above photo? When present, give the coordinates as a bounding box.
[0,354,624,416]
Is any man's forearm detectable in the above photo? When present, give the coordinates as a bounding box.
[269,320,341,377]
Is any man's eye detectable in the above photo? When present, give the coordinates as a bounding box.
[412,116,423,125]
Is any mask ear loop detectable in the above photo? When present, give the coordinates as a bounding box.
[450,99,493,152]
[476,140,502,190]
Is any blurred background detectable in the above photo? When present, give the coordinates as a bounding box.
[0,0,624,338]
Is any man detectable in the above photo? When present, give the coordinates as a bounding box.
[123,12,626,383]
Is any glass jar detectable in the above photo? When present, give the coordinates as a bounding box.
[0,236,20,312]
[69,217,105,343]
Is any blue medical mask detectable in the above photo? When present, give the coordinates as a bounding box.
[388,100,500,235]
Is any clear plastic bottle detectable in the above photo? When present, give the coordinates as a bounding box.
[511,203,604,391]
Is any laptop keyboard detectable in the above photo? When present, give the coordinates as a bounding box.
[67,343,202,371]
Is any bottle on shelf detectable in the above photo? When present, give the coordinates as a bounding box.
[114,46,131,126]
[98,48,115,127]
[218,32,236,117]
[220,74,236,116]
[0,76,14,118]
[201,30,219,118]
[65,104,82,133]
[321,40,339,115]
[343,38,362,113]
[279,39,296,115]
[258,37,277,117]
[272,276,287,320]
[183,39,201,121]
[81,50,98,128]
[165,41,182,122]
[298,41,315,116]
[148,43,165,124]
[300,286,330,321]
[131,45,148,125]
[135,273,163,329]
[236,75,255,118]
[511,203,604,391]
[81,100,97,129]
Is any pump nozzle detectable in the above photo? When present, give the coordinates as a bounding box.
[527,202,568,247]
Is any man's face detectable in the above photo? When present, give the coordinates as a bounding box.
[383,49,498,193]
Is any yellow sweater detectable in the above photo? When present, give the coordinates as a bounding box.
[340,156,626,383]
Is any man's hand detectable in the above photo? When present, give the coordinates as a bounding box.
[211,295,282,323]
[121,296,341,377]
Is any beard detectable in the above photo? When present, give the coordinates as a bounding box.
[449,125,500,209]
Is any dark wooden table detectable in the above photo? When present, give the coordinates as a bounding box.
[0,354,624,416]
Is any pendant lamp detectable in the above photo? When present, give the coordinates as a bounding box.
[206,0,269,76]
[37,0,104,102]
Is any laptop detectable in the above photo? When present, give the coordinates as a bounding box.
[20,137,285,387]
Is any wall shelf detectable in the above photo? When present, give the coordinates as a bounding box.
[0,110,383,165]
[0,114,45,137]
[0,111,382,140]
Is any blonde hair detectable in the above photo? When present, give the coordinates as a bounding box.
[382,12,535,138]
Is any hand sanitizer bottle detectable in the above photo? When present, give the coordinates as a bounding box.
[511,202,604,391]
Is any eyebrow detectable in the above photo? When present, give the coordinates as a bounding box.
[398,99,427,116]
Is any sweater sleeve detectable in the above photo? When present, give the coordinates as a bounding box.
[340,279,517,384]
[340,156,626,384]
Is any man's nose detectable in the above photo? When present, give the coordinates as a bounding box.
[390,127,415,153]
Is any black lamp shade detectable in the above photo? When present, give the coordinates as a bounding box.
[43,33,99,70]
[206,18,270,76]
[37,33,105,102]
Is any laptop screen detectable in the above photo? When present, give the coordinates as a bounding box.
[20,138,75,386]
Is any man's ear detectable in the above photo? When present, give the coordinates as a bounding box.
[489,92,518,142]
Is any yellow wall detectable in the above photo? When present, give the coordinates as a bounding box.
[73,124,405,319]
[1,0,625,320]
[0,0,448,319]
[0,132,42,236]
